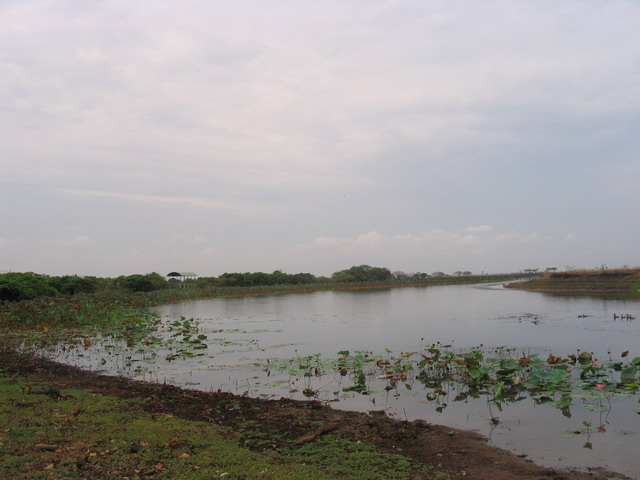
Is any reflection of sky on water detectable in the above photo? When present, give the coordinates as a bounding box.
[47,283,640,478]
[156,283,639,358]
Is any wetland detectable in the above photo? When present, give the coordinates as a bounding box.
[30,281,640,478]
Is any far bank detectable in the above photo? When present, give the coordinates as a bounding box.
[506,268,640,294]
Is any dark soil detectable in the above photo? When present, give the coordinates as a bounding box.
[0,350,632,480]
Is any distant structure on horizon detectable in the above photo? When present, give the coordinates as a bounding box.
[165,272,198,285]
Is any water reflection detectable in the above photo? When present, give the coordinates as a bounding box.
[49,283,639,478]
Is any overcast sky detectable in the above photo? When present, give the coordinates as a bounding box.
[1,0,639,277]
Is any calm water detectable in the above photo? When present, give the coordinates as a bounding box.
[51,283,640,478]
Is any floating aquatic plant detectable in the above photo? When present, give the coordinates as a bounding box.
[265,344,639,417]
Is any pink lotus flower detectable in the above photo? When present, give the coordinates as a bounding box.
[592,361,600,367]
[595,383,606,390]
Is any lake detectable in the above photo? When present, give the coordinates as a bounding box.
[50,283,640,478]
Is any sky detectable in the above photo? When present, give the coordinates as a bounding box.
[1,0,639,278]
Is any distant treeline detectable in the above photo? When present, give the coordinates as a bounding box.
[0,272,170,301]
[207,265,397,286]
[202,271,318,287]
[0,266,491,302]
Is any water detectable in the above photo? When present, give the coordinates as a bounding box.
[51,283,640,478]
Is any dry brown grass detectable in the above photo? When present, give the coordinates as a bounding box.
[508,267,640,293]
[547,267,640,279]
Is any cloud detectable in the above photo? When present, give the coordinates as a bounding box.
[59,235,97,249]
[313,236,349,248]
[311,227,548,252]
[6,0,639,180]
[108,234,222,274]
[2,1,639,276]
[462,225,494,234]
[354,231,384,247]
[269,226,565,275]
[60,189,250,212]
[495,232,549,244]
[0,237,21,248]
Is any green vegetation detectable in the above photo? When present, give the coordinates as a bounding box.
[117,273,170,292]
[2,267,637,479]
[507,267,640,294]
[1,267,638,478]
[3,268,635,417]
[331,265,392,283]
[268,346,640,418]
[0,272,65,301]
[282,435,438,480]
[207,270,318,287]
[0,269,522,338]
[0,267,521,304]
[0,375,438,480]
[0,272,163,301]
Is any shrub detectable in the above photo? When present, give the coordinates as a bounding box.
[0,272,59,301]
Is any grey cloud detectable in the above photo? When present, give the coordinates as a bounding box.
[2,0,639,275]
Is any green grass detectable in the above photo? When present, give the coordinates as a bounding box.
[0,375,441,480]
[283,435,443,480]
[1,275,523,331]
[0,275,522,352]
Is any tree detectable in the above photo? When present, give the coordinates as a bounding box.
[431,271,446,278]
[0,272,59,301]
[271,270,287,284]
[216,270,317,287]
[368,266,392,282]
[118,273,169,292]
[245,272,272,286]
[348,265,373,282]
[196,276,219,287]
[331,270,356,282]
[331,265,392,283]
[48,275,101,295]
[218,272,245,286]
[412,272,430,280]
[289,273,315,285]
[392,271,410,280]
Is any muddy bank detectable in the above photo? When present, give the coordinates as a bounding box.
[0,350,632,480]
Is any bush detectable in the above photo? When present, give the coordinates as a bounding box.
[47,275,102,295]
[117,273,169,292]
[331,265,392,283]
[0,273,59,301]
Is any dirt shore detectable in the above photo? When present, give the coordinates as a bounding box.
[1,350,633,480]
